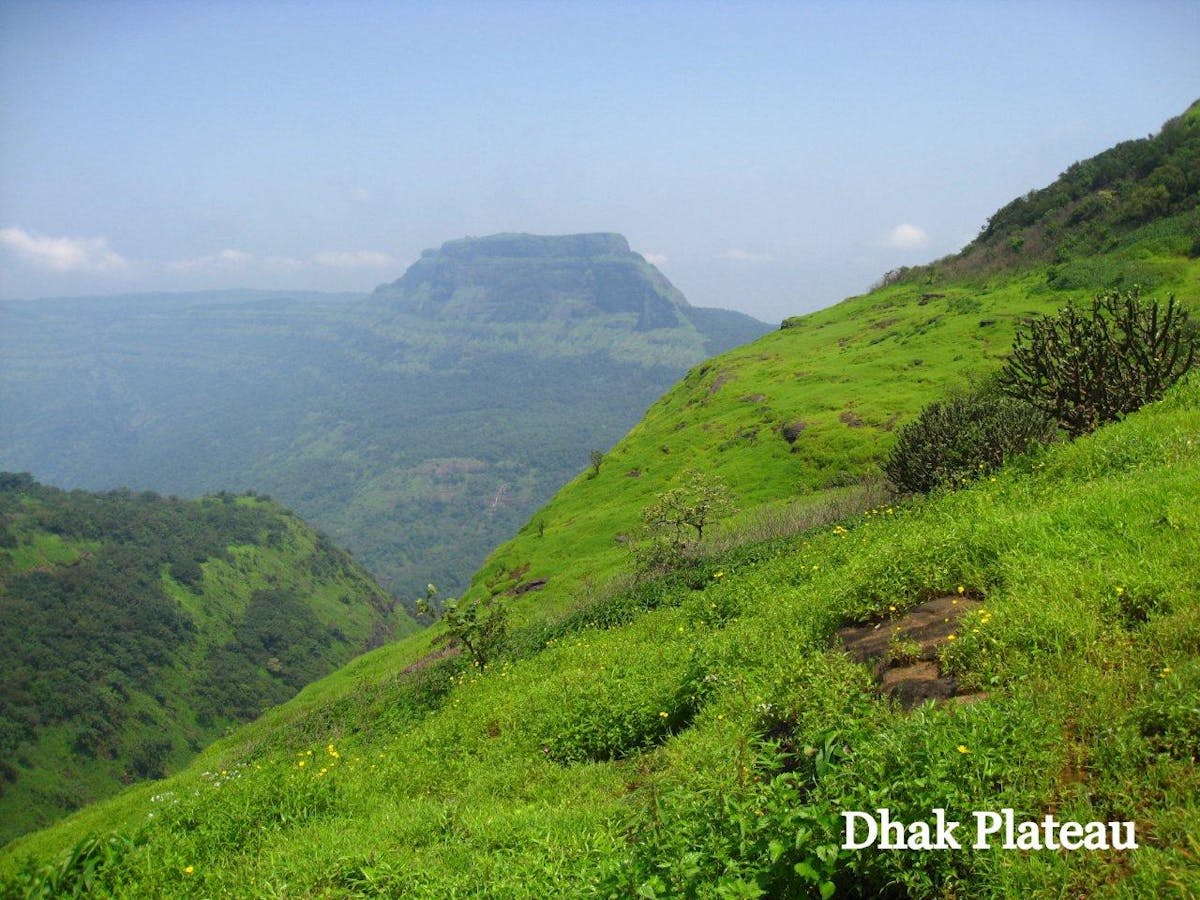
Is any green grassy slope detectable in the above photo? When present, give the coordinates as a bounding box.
[464,255,1198,625]
[0,477,416,845]
[459,100,1199,619]
[3,107,1198,895]
[3,374,1196,897]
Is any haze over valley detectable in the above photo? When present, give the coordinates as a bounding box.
[1,233,767,599]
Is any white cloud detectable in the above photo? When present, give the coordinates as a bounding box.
[642,252,669,266]
[0,226,128,272]
[313,250,396,269]
[888,223,929,249]
[167,248,254,272]
[264,255,306,270]
[719,248,773,263]
[217,248,252,265]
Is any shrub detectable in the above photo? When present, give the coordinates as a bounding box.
[541,653,711,764]
[3,832,142,899]
[883,391,1055,494]
[632,471,735,575]
[418,584,508,669]
[998,288,1196,438]
[1135,659,1200,761]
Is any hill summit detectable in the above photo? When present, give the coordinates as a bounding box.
[373,232,689,330]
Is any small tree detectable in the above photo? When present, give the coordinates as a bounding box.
[998,288,1196,438]
[634,471,734,574]
[588,449,604,479]
[417,584,508,669]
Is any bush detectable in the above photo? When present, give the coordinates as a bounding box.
[632,471,735,575]
[883,391,1055,494]
[1135,659,1200,761]
[999,288,1196,438]
[418,585,508,669]
[3,832,141,898]
[542,653,711,764]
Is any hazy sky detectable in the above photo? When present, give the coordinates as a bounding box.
[1,1,1197,322]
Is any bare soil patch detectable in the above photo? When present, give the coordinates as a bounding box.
[838,596,984,709]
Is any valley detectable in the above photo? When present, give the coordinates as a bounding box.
[0,236,767,602]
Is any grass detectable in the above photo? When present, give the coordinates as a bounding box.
[460,250,1199,628]
[3,369,1197,897]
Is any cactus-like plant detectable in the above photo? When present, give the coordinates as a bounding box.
[999,288,1196,438]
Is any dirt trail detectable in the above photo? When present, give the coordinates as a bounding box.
[838,596,983,709]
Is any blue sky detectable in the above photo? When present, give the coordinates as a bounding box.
[1,1,1197,321]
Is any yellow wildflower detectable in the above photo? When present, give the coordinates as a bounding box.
[957,745,969,754]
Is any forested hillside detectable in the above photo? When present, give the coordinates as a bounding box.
[0,475,414,844]
[896,97,1200,283]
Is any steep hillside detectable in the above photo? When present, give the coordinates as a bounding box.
[899,97,1200,283]
[0,475,414,844]
[0,239,768,599]
[462,267,1199,625]
[3,378,1196,896]
[457,106,1199,620]
[3,108,1199,896]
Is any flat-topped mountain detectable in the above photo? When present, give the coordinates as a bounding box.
[0,237,768,600]
[374,232,689,330]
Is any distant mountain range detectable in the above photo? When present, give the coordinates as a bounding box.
[0,234,769,600]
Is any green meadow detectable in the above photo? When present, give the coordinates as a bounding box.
[3,368,1196,896]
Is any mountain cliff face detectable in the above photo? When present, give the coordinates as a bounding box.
[374,233,688,330]
[0,237,769,599]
